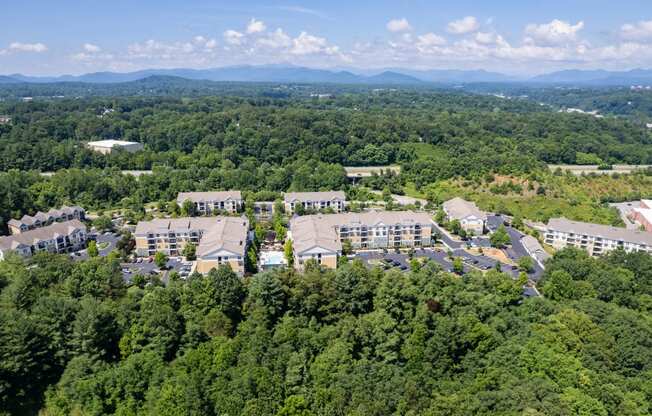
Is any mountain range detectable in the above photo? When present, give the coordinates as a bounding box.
[1,65,652,86]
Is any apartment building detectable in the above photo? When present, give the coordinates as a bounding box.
[86,139,144,154]
[7,205,86,235]
[134,216,249,275]
[284,191,346,214]
[0,220,87,260]
[442,197,487,235]
[176,191,243,215]
[289,210,434,270]
[544,218,652,256]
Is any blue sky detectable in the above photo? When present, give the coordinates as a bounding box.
[2,0,652,75]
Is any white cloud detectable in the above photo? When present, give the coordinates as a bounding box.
[83,43,101,53]
[524,19,584,46]
[72,51,114,62]
[193,35,217,50]
[127,39,195,60]
[290,31,338,55]
[246,18,266,34]
[387,18,412,33]
[71,44,114,63]
[474,32,494,45]
[256,28,292,49]
[621,20,652,41]
[447,16,479,34]
[224,30,245,46]
[12,16,652,76]
[474,32,509,47]
[415,33,447,53]
[8,42,48,53]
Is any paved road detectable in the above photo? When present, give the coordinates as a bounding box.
[432,222,463,249]
[486,215,504,232]
[434,213,544,282]
[72,231,120,261]
[503,224,545,281]
[97,232,120,256]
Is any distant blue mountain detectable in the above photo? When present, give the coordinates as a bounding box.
[0,75,21,83]
[362,71,423,84]
[530,69,652,85]
[3,66,652,86]
[7,66,373,84]
[1,65,483,85]
[395,68,516,83]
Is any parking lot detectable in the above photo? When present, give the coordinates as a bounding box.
[434,214,544,281]
[354,247,520,276]
[120,257,194,284]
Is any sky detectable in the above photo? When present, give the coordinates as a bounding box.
[2,0,652,76]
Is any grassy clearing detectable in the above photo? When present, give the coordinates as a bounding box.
[406,172,652,226]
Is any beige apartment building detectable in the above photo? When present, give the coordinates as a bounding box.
[86,140,144,154]
[442,197,486,235]
[284,191,346,214]
[176,191,243,215]
[289,210,434,270]
[0,220,87,260]
[135,216,249,275]
[544,218,652,256]
[8,206,86,235]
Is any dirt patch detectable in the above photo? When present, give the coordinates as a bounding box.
[467,247,516,266]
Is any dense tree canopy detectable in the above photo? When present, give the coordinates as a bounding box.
[0,250,651,415]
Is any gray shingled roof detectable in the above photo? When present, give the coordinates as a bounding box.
[442,197,487,221]
[135,216,249,257]
[196,217,249,257]
[284,191,346,203]
[176,191,242,204]
[547,218,652,246]
[9,205,85,228]
[520,235,551,263]
[134,217,220,236]
[0,220,86,251]
[290,215,342,255]
[290,210,433,255]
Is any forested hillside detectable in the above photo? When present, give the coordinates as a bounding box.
[1,91,650,174]
[1,249,651,415]
[1,88,651,232]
